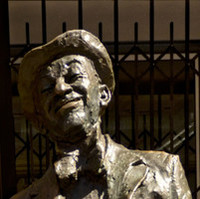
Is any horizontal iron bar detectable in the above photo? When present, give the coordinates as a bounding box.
[9,40,200,58]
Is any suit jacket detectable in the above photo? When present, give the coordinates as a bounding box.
[11,135,192,199]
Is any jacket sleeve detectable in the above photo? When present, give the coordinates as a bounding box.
[10,187,31,199]
[172,155,192,199]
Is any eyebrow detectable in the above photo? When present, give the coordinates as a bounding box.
[65,59,81,66]
[39,58,83,79]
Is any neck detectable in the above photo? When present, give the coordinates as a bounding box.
[54,122,107,180]
[55,122,103,154]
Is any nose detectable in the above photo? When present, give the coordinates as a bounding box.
[55,77,72,95]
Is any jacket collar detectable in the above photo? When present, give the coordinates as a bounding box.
[29,135,148,199]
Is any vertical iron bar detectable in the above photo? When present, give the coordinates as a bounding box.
[114,0,120,143]
[62,22,67,33]
[25,23,30,47]
[0,1,16,197]
[98,22,103,42]
[131,95,135,148]
[46,131,50,170]
[132,22,139,149]
[39,134,42,177]
[170,22,174,153]
[158,95,162,146]
[41,0,47,44]
[134,22,138,44]
[143,115,147,150]
[29,124,34,183]
[78,0,83,29]
[25,23,33,182]
[196,56,200,199]
[26,121,31,185]
[150,0,155,149]
[184,0,190,176]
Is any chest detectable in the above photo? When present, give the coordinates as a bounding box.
[55,175,108,199]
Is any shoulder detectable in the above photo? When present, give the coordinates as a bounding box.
[133,149,177,170]
[105,135,191,198]
[10,186,32,199]
[10,167,59,199]
[105,134,175,169]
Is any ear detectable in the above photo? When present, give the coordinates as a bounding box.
[99,84,111,109]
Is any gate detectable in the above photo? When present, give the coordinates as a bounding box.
[6,0,200,198]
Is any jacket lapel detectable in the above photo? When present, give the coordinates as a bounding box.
[123,159,148,192]
[105,135,148,198]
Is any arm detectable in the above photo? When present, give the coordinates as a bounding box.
[172,155,192,199]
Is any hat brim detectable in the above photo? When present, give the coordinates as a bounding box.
[18,29,115,128]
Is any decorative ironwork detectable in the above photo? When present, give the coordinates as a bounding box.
[9,0,200,198]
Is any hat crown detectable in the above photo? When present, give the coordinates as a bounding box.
[18,30,115,129]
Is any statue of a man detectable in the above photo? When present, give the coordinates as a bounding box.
[11,30,192,199]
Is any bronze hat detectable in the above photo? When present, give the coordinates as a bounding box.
[18,29,115,127]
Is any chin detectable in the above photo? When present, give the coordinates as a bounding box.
[48,112,89,143]
[46,106,99,143]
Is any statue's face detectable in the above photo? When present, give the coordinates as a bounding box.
[34,55,110,143]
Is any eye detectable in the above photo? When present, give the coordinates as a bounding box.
[41,84,55,94]
[69,74,83,83]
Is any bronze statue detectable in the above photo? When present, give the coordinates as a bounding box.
[11,30,192,199]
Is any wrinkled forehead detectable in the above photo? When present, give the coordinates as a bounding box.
[37,55,98,79]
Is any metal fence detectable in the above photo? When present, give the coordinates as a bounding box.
[9,0,200,198]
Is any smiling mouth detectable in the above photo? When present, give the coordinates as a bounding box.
[55,98,82,113]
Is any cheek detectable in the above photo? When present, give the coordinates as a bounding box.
[72,82,89,101]
[37,94,53,119]
[72,78,90,90]
[87,86,101,111]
